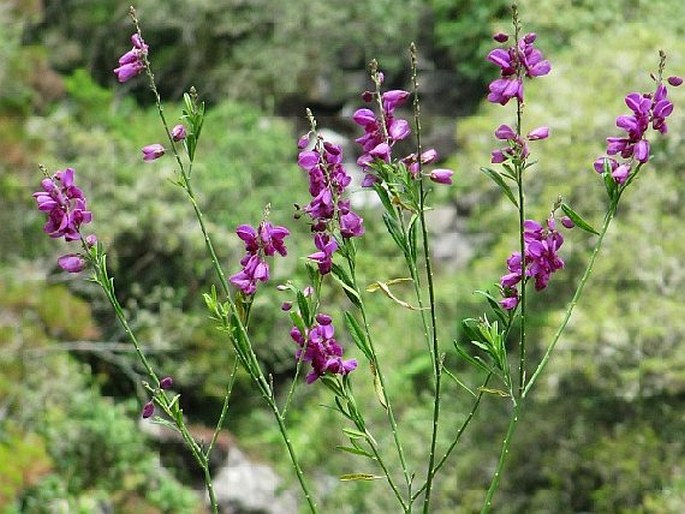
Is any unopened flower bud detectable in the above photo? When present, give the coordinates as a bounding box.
[561,216,575,229]
[142,144,165,161]
[142,400,155,419]
[667,76,683,87]
[281,301,293,311]
[171,124,186,142]
[429,168,454,185]
[58,254,87,273]
[493,32,509,43]
[527,126,550,141]
[160,376,173,390]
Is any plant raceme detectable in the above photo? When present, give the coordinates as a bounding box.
[34,5,681,514]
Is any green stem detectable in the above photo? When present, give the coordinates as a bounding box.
[480,401,520,514]
[348,259,412,502]
[412,372,492,503]
[410,45,442,514]
[206,359,239,459]
[273,409,319,513]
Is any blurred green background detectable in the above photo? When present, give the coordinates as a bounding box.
[2,0,685,512]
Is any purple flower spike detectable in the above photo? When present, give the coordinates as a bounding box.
[487,30,550,105]
[142,144,165,161]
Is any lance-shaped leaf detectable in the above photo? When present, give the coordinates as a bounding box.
[339,473,383,481]
[480,167,518,208]
[560,202,599,235]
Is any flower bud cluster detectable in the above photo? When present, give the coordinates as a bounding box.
[33,167,95,273]
[491,123,549,164]
[487,32,551,105]
[297,135,364,275]
[230,222,290,295]
[113,33,148,83]
[290,313,357,383]
[594,76,681,184]
[500,217,568,310]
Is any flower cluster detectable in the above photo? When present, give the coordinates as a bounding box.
[487,32,551,105]
[230,222,289,295]
[500,218,567,310]
[352,77,454,186]
[290,313,357,383]
[353,87,411,185]
[33,167,95,273]
[491,123,549,164]
[594,76,682,184]
[297,136,364,274]
[113,33,148,83]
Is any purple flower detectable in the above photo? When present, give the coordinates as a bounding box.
[114,33,148,83]
[308,234,338,275]
[171,124,187,142]
[339,210,365,238]
[142,144,165,161]
[58,254,87,273]
[33,167,92,242]
[290,313,357,383]
[160,376,173,390]
[667,76,683,86]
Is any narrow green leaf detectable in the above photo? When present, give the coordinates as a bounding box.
[342,427,368,439]
[344,312,372,360]
[296,290,311,326]
[382,213,408,255]
[339,473,383,482]
[330,264,362,309]
[372,183,394,214]
[480,167,518,208]
[560,202,599,235]
[336,446,374,458]
[370,363,387,410]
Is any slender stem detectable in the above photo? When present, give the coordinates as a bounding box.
[273,408,319,513]
[516,162,526,398]
[480,401,520,514]
[410,43,443,514]
[349,262,412,500]
[206,359,239,459]
[523,201,617,398]
[412,372,492,502]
